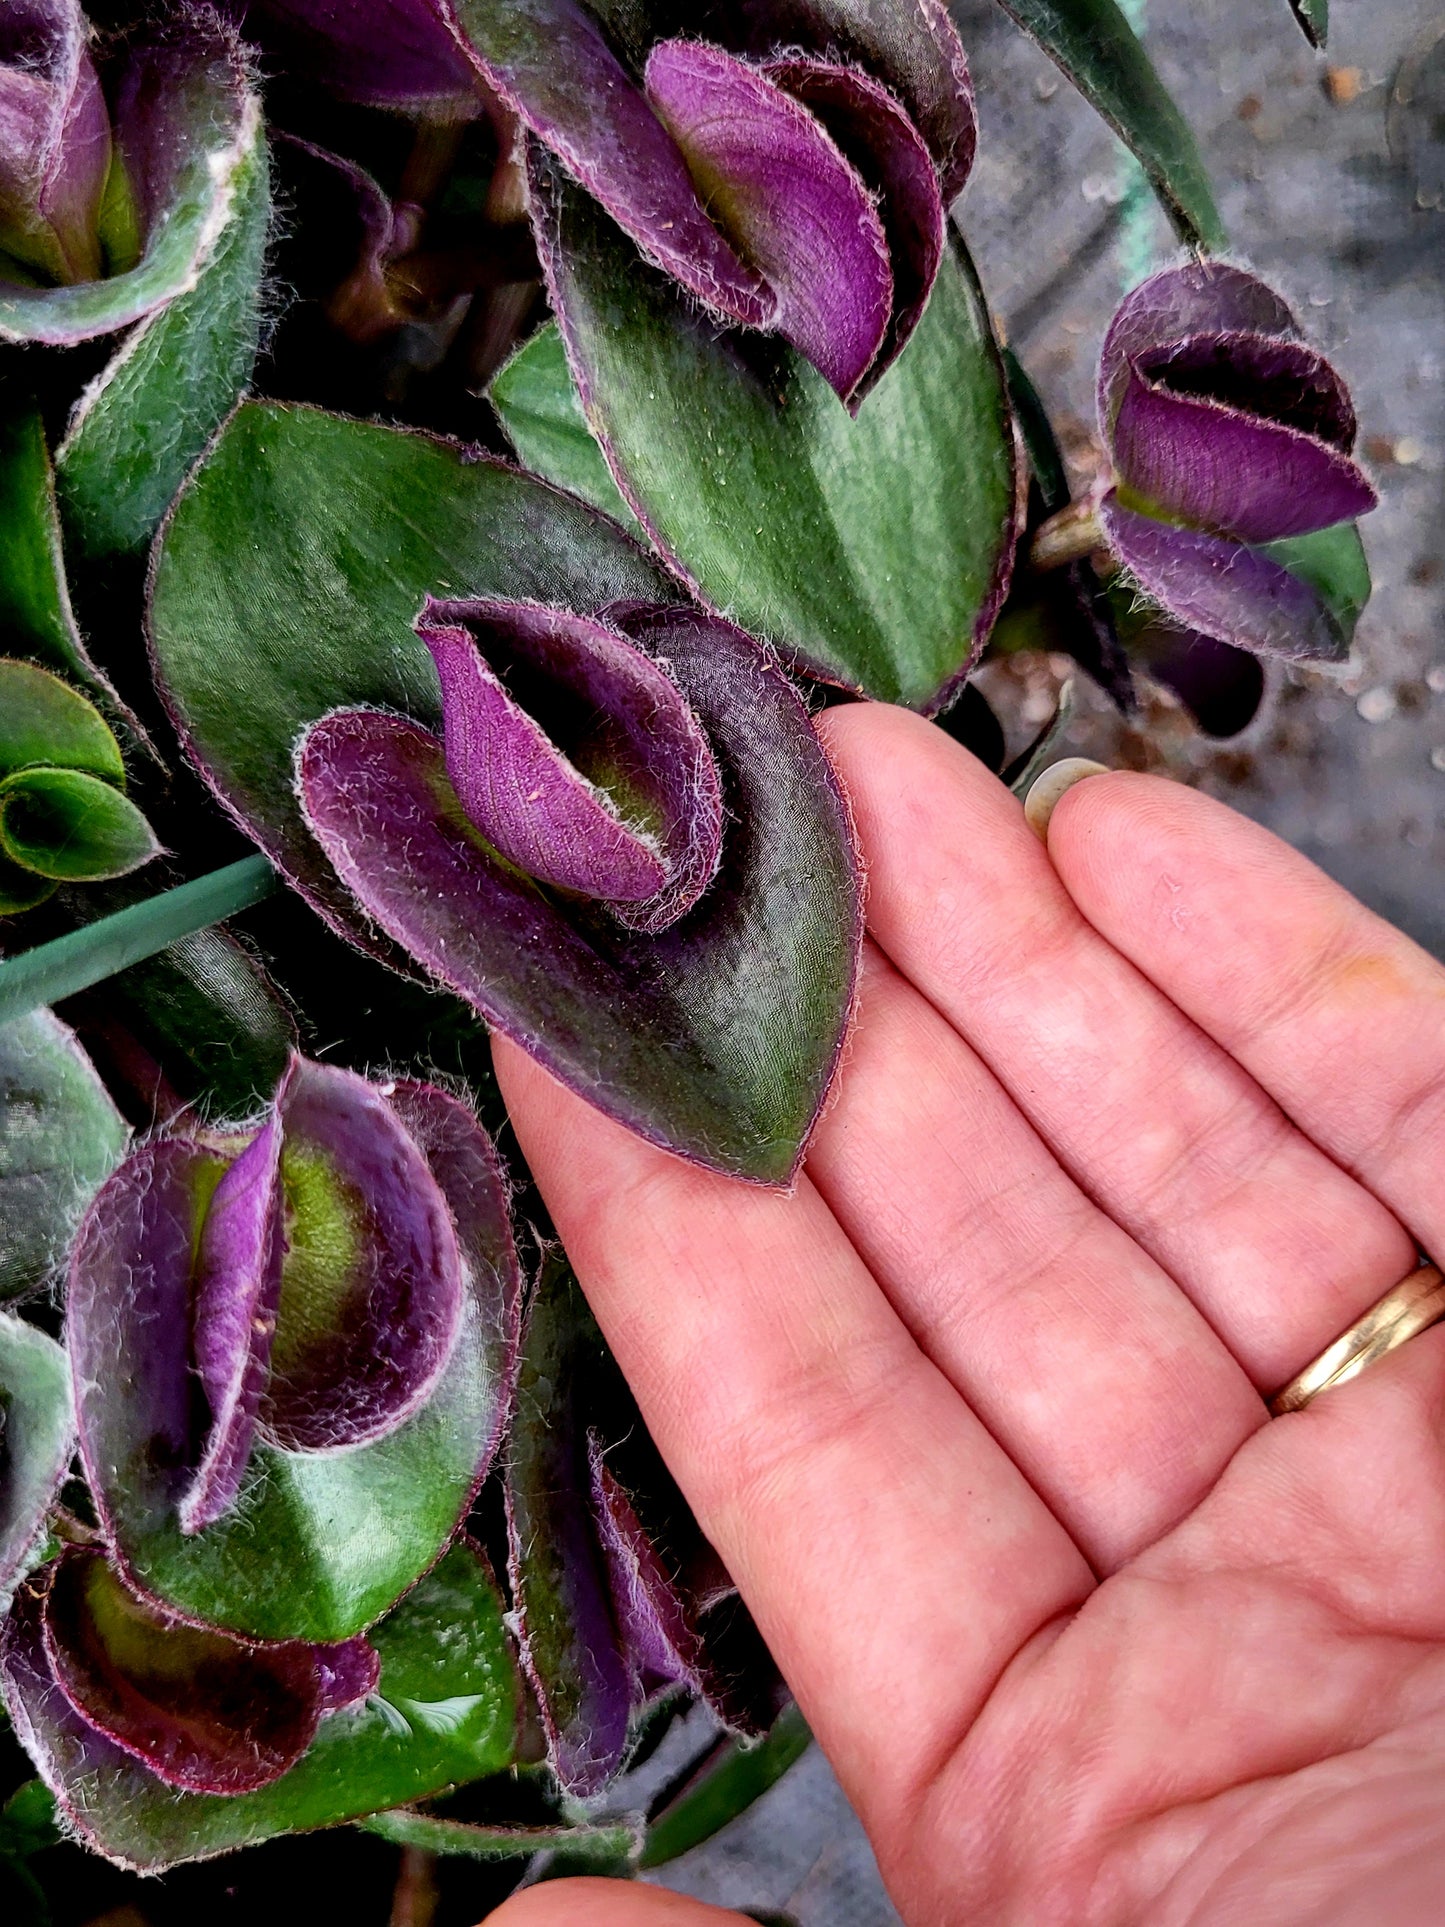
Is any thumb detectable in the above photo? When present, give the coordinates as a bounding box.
[483,1877,753,1926]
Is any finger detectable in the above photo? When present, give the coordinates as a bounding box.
[1045,770,1445,1318]
[806,941,1264,1570]
[484,1880,745,1925]
[493,1036,1093,1838]
[817,705,1416,1389]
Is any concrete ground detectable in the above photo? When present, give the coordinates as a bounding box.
[647,1,1443,1918]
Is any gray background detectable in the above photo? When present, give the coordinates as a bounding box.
[648,0,1443,1918]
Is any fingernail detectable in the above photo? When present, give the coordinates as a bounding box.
[1023,758,1111,841]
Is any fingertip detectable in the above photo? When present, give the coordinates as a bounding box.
[482,1878,742,1924]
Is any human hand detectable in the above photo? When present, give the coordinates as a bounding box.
[485,703,1445,1926]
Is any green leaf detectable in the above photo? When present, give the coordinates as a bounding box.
[0,1781,60,1860]
[7,1541,519,1873]
[0,771,160,885]
[147,401,678,952]
[537,158,1019,711]
[489,324,640,533]
[1258,521,1369,648]
[0,857,276,1028]
[0,1316,74,1595]
[0,1009,128,1301]
[1289,0,1328,49]
[989,0,1226,251]
[360,1807,641,1864]
[0,663,124,788]
[56,131,271,562]
[640,1703,811,1870]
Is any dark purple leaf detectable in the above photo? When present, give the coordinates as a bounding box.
[766,55,944,399]
[644,39,891,403]
[1136,331,1357,451]
[224,0,480,114]
[446,0,771,326]
[179,1114,284,1537]
[417,596,722,931]
[312,1633,381,1711]
[1100,491,1348,662]
[1139,623,1266,738]
[41,1548,323,1795]
[1111,357,1376,544]
[0,0,110,284]
[1098,261,1300,424]
[588,1434,705,1697]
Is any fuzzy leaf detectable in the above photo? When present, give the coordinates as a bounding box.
[488,322,639,531]
[360,1806,641,1863]
[0,1009,128,1302]
[1097,262,1300,428]
[0,14,260,346]
[228,0,481,112]
[589,1434,705,1696]
[0,1317,73,1595]
[533,151,1018,712]
[55,126,270,561]
[1,1540,518,1872]
[0,662,124,787]
[0,769,161,884]
[989,0,1225,249]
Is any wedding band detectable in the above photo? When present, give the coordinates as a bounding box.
[1268,1261,1445,1416]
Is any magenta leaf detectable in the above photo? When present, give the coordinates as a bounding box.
[312,1633,381,1712]
[1098,261,1301,424]
[417,597,723,930]
[588,1434,706,1699]
[41,1548,325,1795]
[0,0,111,285]
[645,40,891,404]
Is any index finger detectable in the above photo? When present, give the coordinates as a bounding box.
[492,1037,1092,1846]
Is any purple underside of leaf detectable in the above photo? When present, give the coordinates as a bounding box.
[1098,262,1301,427]
[765,55,944,399]
[0,0,111,284]
[588,1435,705,1697]
[228,0,481,113]
[106,11,247,241]
[1138,624,1266,738]
[722,0,977,202]
[645,38,892,404]
[313,1632,381,1711]
[1112,358,1377,543]
[418,595,723,931]
[449,0,770,326]
[262,1055,465,1455]
[41,1547,324,1795]
[1136,331,1357,451]
[1101,492,1347,662]
[178,1114,285,1537]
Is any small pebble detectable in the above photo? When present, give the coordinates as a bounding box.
[1426,665,1445,692]
[1324,65,1363,104]
[1357,686,1398,724]
[1431,747,1445,774]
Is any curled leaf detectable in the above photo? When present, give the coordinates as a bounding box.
[0,1316,74,1596]
[0,768,161,884]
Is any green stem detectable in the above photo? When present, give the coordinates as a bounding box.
[1029,499,1108,572]
[0,854,276,1025]
[639,1703,812,1871]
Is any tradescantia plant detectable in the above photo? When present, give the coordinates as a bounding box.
[0,0,1389,1908]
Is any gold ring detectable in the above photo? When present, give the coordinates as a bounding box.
[1269,1261,1445,1416]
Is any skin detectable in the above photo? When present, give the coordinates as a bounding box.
[485,702,1445,1925]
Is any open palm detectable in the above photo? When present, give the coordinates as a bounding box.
[488,703,1445,1927]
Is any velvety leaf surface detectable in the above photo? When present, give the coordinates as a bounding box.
[0,769,161,884]
[55,128,270,561]
[0,662,124,787]
[360,1806,641,1863]
[589,1434,705,1696]
[0,16,260,345]
[1,1540,518,1872]
[147,401,677,962]
[988,0,1225,249]
[1258,520,1371,648]
[0,1316,73,1595]
[506,1257,631,1798]
[68,1110,511,1643]
[298,603,860,1183]
[230,0,481,113]
[0,1010,127,1301]
[487,322,640,532]
[42,1548,323,1794]
[1097,263,1299,427]
[533,152,1018,711]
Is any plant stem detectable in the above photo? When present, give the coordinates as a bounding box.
[1030,499,1108,572]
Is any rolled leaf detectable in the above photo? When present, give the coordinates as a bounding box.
[1100,493,1351,662]
[0,0,111,285]
[0,768,161,884]
[0,1009,127,1302]
[1126,331,1357,450]
[447,0,771,327]
[417,596,722,929]
[532,150,1019,711]
[1098,263,1299,426]
[588,1434,705,1697]
[42,1547,324,1795]
[0,11,259,346]
[507,1257,630,1798]
[1133,623,1266,739]
[1,1539,517,1871]
[0,661,124,786]
[0,1317,73,1595]
[228,0,481,113]
[644,40,892,404]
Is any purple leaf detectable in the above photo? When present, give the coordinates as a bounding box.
[417,596,722,931]
[1111,357,1376,544]
[1098,261,1300,425]
[1135,330,1357,451]
[446,0,771,328]
[0,0,111,284]
[1138,623,1266,738]
[588,1433,705,1697]
[645,39,891,404]
[312,1633,381,1711]
[41,1547,324,1795]
[1100,492,1348,662]
[765,55,944,399]
[178,1115,285,1538]
[261,1057,465,1455]
[223,0,480,114]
